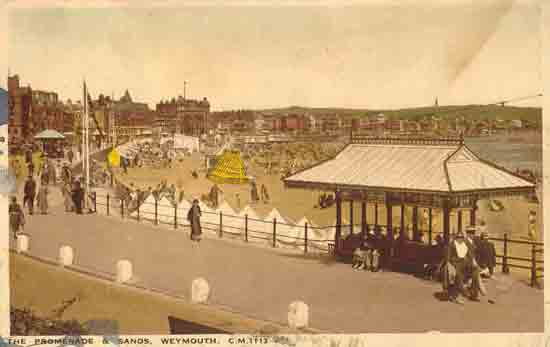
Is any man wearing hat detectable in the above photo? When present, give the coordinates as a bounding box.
[477,231,497,278]
[447,230,481,303]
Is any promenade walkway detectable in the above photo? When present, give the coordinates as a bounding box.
[10,191,543,333]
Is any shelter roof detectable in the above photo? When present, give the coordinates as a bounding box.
[284,137,534,195]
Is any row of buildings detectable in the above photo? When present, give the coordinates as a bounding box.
[8,73,538,151]
[7,74,211,151]
[212,111,536,138]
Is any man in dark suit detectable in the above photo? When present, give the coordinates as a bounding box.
[23,175,36,215]
[477,231,497,277]
[447,230,481,303]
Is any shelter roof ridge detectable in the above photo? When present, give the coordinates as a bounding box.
[350,135,464,146]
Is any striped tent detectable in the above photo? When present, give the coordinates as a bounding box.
[207,150,249,184]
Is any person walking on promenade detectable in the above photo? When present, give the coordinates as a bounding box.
[187,199,203,243]
[67,149,74,164]
[27,161,34,178]
[250,181,259,204]
[260,183,270,204]
[23,175,36,215]
[72,180,85,214]
[36,183,49,215]
[9,196,25,239]
[62,182,74,212]
[48,159,57,185]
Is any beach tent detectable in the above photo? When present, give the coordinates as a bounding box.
[130,194,156,221]
[238,205,267,242]
[108,148,121,167]
[198,200,218,234]
[173,135,200,152]
[157,196,177,224]
[264,208,296,248]
[207,150,249,184]
[215,200,241,235]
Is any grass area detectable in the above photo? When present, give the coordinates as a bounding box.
[10,253,293,335]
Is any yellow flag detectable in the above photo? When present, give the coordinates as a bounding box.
[108,149,121,167]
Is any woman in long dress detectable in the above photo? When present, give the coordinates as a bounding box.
[187,199,202,242]
[62,182,74,212]
[37,183,49,214]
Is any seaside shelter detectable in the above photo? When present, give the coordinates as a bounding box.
[283,136,536,262]
[34,129,65,157]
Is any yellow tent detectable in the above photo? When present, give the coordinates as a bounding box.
[108,149,121,167]
[207,150,249,184]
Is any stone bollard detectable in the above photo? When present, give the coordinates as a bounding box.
[288,301,309,329]
[191,278,210,304]
[16,234,29,253]
[116,260,133,283]
[58,245,74,266]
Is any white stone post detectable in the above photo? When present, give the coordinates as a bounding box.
[58,245,74,266]
[116,260,133,283]
[288,301,309,329]
[16,234,29,253]
[191,278,210,304]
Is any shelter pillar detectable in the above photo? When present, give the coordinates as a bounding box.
[335,190,342,250]
[428,208,433,245]
[400,204,405,240]
[374,204,379,227]
[349,200,354,235]
[412,206,419,241]
[443,197,451,244]
[457,210,463,234]
[361,201,367,236]
[385,199,393,267]
[470,198,477,227]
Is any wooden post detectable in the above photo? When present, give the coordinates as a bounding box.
[137,200,140,222]
[106,193,110,216]
[443,199,450,244]
[412,206,419,241]
[361,201,367,236]
[349,200,354,235]
[335,190,342,252]
[530,243,537,287]
[93,192,97,212]
[219,212,223,238]
[121,198,125,218]
[386,200,393,267]
[154,199,158,225]
[174,205,177,229]
[245,214,248,242]
[273,217,277,248]
[304,222,308,254]
[502,233,509,274]
[457,210,463,234]
[428,208,433,245]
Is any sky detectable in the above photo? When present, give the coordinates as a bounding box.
[4,1,543,111]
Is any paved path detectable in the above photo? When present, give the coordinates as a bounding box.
[11,189,543,333]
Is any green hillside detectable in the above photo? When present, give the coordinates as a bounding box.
[259,105,542,124]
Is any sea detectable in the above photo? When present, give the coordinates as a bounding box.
[465,135,542,177]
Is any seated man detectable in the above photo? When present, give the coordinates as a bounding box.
[477,231,497,278]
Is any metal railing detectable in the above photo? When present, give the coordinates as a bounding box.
[94,193,543,287]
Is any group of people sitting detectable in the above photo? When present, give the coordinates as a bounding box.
[349,223,497,304]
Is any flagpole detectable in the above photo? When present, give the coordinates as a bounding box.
[82,81,86,179]
[85,84,90,210]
